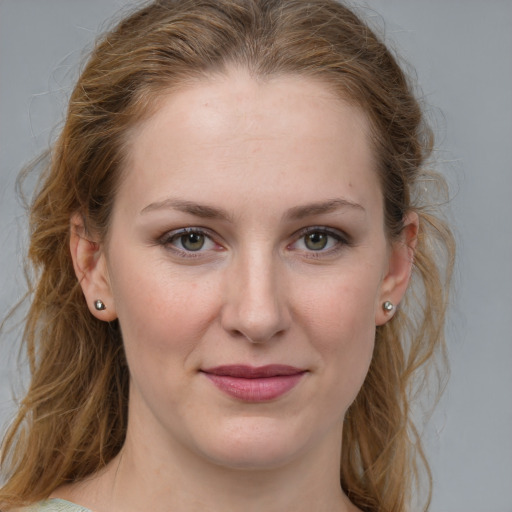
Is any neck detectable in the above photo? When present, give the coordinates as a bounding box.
[56,421,359,512]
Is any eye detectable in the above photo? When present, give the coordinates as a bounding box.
[289,227,348,254]
[179,231,207,251]
[304,231,330,251]
[161,228,219,254]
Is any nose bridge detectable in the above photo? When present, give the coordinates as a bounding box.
[222,242,289,343]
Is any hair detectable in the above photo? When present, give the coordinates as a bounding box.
[0,1,455,511]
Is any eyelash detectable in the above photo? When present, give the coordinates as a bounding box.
[159,227,222,259]
[158,226,350,259]
[288,226,350,257]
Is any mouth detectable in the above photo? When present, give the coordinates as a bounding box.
[201,365,307,402]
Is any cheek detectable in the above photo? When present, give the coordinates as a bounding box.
[298,270,379,400]
[109,256,220,362]
[301,270,379,346]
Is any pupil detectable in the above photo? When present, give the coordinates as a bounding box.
[306,232,327,250]
[182,233,204,251]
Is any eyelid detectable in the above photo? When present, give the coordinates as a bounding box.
[156,225,351,259]
[159,227,224,257]
[288,226,351,255]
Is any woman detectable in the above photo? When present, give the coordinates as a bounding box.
[0,0,454,511]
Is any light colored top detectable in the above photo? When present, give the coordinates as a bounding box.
[21,499,91,512]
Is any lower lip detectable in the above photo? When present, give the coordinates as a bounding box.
[204,373,305,402]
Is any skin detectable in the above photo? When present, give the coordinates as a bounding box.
[65,68,417,512]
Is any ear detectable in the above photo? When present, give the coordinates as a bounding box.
[375,211,419,326]
[70,213,117,321]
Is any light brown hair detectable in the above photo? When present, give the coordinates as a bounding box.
[0,1,454,511]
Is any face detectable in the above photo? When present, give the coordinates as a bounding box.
[81,69,412,471]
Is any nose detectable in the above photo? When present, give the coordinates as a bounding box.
[220,249,291,343]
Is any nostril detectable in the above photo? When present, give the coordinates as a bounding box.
[231,327,287,344]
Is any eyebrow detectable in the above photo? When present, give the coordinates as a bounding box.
[140,198,232,221]
[140,197,365,221]
[284,198,365,220]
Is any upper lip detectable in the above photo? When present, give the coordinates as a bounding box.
[201,365,306,378]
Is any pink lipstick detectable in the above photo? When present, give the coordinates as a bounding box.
[201,365,306,402]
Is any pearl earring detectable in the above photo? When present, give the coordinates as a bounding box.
[94,299,106,311]
[382,301,394,312]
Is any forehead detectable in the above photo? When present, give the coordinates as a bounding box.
[128,69,372,154]
[118,69,382,221]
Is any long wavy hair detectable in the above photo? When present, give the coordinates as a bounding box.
[0,1,455,510]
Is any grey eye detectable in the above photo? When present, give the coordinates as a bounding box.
[180,232,206,251]
[304,232,329,251]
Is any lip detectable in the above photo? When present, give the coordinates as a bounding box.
[201,365,307,402]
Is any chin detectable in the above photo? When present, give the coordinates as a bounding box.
[191,416,326,471]
[203,443,300,472]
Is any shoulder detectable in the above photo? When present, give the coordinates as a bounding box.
[14,499,92,512]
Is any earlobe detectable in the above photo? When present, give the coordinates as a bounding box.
[70,213,117,321]
[375,212,419,326]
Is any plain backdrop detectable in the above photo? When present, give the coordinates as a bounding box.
[1,1,511,511]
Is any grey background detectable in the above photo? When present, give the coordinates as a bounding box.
[1,1,511,511]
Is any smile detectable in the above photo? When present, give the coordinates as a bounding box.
[201,365,307,402]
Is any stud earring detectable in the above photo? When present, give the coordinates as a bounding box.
[382,301,394,312]
[94,299,106,311]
